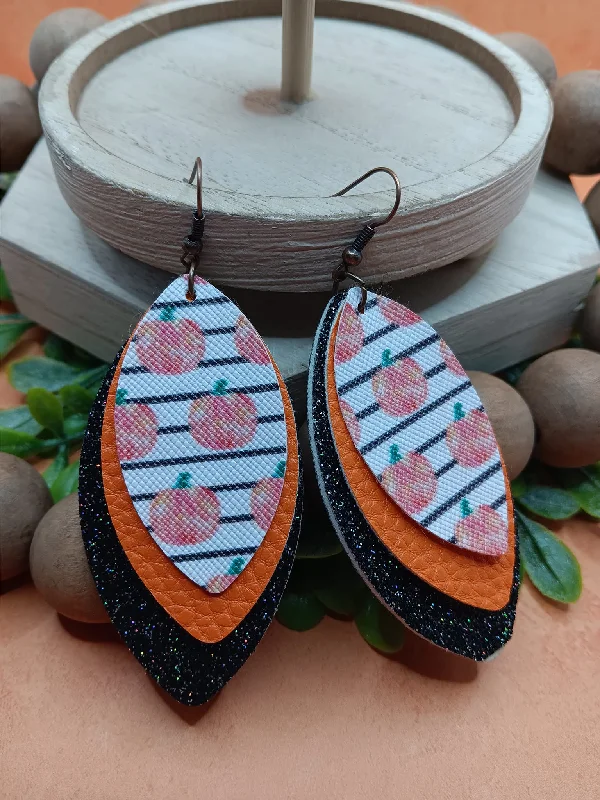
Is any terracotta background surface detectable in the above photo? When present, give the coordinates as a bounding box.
[1,2,600,798]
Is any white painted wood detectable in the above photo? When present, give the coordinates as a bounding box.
[281,0,315,103]
[38,0,552,290]
[2,141,598,420]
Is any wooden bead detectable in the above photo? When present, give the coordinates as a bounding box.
[543,71,600,175]
[581,282,600,352]
[497,32,557,89]
[29,8,107,83]
[0,453,52,581]
[584,181,600,238]
[30,493,108,623]
[0,76,42,172]
[467,371,535,479]
[516,348,600,467]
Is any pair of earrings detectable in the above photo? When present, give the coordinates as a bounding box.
[79,160,518,706]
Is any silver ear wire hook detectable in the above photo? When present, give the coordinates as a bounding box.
[182,157,206,301]
[331,167,402,312]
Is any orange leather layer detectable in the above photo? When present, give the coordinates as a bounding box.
[327,318,515,612]
[101,347,299,644]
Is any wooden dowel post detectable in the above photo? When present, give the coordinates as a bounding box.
[281,0,315,103]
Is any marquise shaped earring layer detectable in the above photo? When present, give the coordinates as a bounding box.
[307,288,518,661]
[79,159,302,705]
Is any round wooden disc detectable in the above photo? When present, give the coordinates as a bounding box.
[40,0,551,290]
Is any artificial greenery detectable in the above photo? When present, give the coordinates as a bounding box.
[1,247,598,647]
[0,273,107,501]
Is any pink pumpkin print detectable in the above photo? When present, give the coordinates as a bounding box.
[377,297,420,327]
[335,304,364,364]
[234,315,270,365]
[135,305,205,375]
[381,445,438,514]
[204,556,246,593]
[149,472,220,546]
[189,379,258,450]
[339,399,361,443]
[446,403,496,467]
[205,574,236,593]
[439,340,466,377]
[454,499,507,555]
[250,461,286,531]
[113,389,158,461]
[372,350,428,417]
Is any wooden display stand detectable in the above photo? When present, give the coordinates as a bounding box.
[38,0,552,289]
[1,0,598,414]
[1,140,598,419]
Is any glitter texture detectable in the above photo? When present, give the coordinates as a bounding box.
[307,292,519,661]
[80,353,302,705]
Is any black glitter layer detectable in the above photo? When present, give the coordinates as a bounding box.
[307,291,519,661]
[79,353,302,705]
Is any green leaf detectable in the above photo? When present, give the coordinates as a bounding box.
[314,552,368,617]
[50,460,80,502]
[44,334,105,368]
[27,387,64,436]
[59,384,94,416]
[517,486,580,520]
[63,413,89,439]
[43,445,69,488]
[0,316,33,359]
[295,512,343,559]
[556,468,600,520]
[276,592,326,631]
[517,511,582,603]
[0,265,12,302]
[510,473,528,499]
[74,365,108,393]
[0,172,17,200]
[355,594,405,654]
[0,427,46,457]
[8,358,85,393]
[0,405,42,435]
[43,334,75,363]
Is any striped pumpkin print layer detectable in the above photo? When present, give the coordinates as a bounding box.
[114,276,288,592]
[333,288,508,556]
[307,290,518,661]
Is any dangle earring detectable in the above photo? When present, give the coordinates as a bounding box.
[79,158,302,705]
[307,168,519,661]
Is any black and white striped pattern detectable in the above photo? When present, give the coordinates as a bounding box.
[333,288,508,553]
[114,276,290,591]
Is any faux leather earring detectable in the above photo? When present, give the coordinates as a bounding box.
[79,159,302,705]
[307,168,519,661]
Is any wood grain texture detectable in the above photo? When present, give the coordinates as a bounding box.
[38,0,552,289]
[1,141,598,419]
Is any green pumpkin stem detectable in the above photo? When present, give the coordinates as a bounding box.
[213,378,229,396]
[454,402,466,421]
[160,305,177,322]
[115,388,128,406]
[390,444,402,465]
[273,460,286,479]
[460,498,472,518]
[174,472,192,490]
[381,349,395,368]
[228,557,244,575]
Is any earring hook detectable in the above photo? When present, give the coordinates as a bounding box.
[332,166,401,229]
[187,156,203,217]
[331,167,402,312]
[182,157,206,300]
